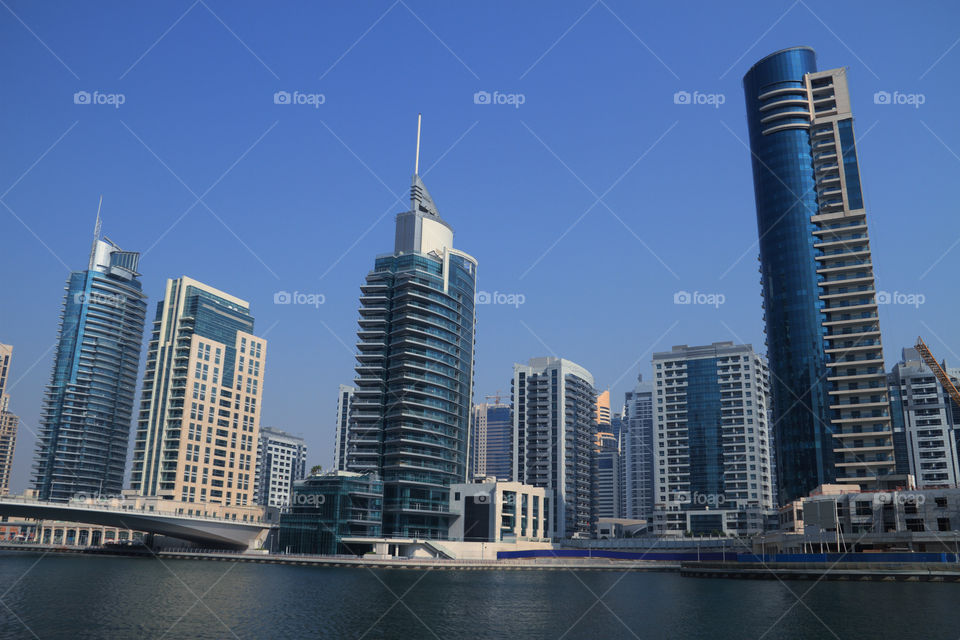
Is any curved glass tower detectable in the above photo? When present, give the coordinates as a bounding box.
[744,48,897,504]
[347,154,477,539]
[744,48,833,504]
[33,221,147,501]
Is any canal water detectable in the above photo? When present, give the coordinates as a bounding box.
[0,552,958,639]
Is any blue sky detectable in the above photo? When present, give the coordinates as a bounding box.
[2,1,959,492]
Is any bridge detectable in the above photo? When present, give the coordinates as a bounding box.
[0,497,275,550]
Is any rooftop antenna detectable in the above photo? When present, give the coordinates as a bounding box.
[88,195,103,270]
[414,113,422,175]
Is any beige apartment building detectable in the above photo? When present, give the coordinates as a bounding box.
[0,343,19,495]
[130,277,266,516]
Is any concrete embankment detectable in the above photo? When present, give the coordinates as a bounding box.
[0,544,678,571]
[681,561,960,582]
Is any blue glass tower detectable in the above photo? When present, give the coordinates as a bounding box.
[744,48,898,504]
[743,48,834,504]
[33,218,147,501]
[347,125,478,539]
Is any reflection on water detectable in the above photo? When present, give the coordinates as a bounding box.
[0,553,958,639]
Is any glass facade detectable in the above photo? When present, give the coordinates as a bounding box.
[743,48,835,503]
[33,241,147,501]
[685,358,724,502]
[347,174,477,539]
[277,472,383,555]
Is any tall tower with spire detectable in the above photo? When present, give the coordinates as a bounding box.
[33,204,147,501]
[346,117,478,539]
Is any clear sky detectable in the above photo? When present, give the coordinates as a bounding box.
[2,1,959,493]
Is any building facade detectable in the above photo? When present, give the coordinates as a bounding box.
[448,478,552,542]
[653,342,774,534]
[592,431,620,522]
[0,343,19,495]
[512,357,596,539]
[743,47,897,503]
[33,225,147,501]
[255,427,307,508]
[470,402,512,481]
[345,162,478,539]
[622,375,655,521]
[277,471,383,555]
[889,347,960,488]
[333,384,355,472]
[131,277,265,513]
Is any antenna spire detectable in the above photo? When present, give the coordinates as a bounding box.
[414,113,422,175]
[88,195,103,270]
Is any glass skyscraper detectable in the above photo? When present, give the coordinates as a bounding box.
[622,375,654,521]
[346,158,477,539]
[470,402,512,481]
[33,222,147,501]
[744,47,896,504]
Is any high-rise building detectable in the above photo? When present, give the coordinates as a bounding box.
[33,220,147,501]
[333,384,355,472]
[592,431,620,521]
[653,342,775,521]
[131,276,265,510]
[346,123,478,539]
[0,343,20,495]
[470,402,512,481]
[596,390,611,430]
[889,347,960,488]
[512,357,596,539]
[744,47,896,503]
[621,375,654,521]
[255,427,307,508]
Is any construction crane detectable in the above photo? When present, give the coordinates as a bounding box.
[915,336,960,407]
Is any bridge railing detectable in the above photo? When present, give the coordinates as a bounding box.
[0,496,270,527]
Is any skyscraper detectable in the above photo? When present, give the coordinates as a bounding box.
[889,347,960,488]
[512,357,596,539]
[0,343,19,496]
[744,47,896,503]
[255,426,307,508]
[470,402,512,481]
[131,276,265,510]
[653,343,774,516]
[346,119,478,539]
[621,375,654,521]
[592,431,620,521]
[333,384,355,471]
[33,219,146,501]
[595,390,611,430]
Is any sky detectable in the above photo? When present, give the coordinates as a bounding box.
[2,1,959,493]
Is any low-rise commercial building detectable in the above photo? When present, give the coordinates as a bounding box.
[277,471,382,555]
[448,478,553,543]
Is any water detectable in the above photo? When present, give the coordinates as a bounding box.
[1,552,958,639]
